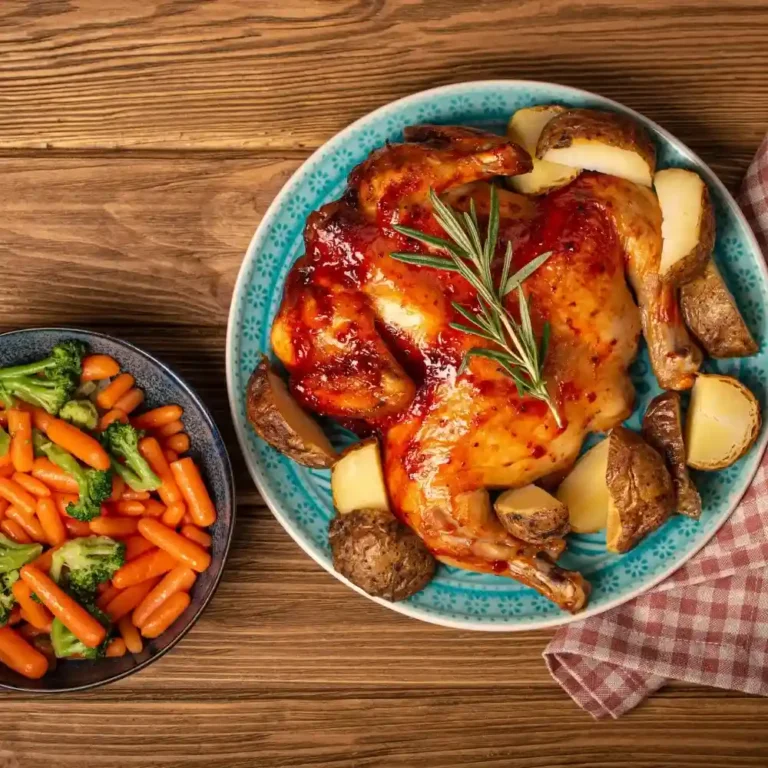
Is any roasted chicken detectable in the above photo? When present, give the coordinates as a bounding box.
[271,125,702,612]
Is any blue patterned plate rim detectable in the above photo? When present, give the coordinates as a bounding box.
[226,80,768,631]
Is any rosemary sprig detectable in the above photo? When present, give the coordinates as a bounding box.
[391,185,561,428]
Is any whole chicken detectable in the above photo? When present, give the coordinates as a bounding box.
[271,125,701,612]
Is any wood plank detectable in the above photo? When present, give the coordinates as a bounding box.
[0,0,766,157]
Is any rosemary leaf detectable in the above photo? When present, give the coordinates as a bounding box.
[389,252,461,271]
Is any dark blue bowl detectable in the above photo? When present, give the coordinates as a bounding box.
[0,328,235,692]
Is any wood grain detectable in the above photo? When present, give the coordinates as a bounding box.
[1,1,768,765]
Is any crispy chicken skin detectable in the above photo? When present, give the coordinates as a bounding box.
[270,125,699,612]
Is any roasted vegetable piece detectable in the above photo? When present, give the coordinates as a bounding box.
[680,260,758,358]
[59,400,99,431]
[50,605,110,660]
[329,508,435,601]
[246,356,337,468]
[33,431,112,521]
[536,108,656,187]
[605,427,675,553]
[102,422,161,492]
[331,439,389,514]
[494,484,569,545]
[642,391,702,519]
[685,374,761,470]
[50,536,126,602]
[654,169,714,285]
[555,439,611,534]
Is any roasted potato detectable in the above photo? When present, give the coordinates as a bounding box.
[331,439,390,514]
[680,260,758,358]
[494,484,569,544]
[506,106,581,195]
[246,356,337,468]
[555,439,611,534]
[685,374,761,470]
[642,391,702,519]
[329,508,435,601]
[654,169,715,284]
[605,427,675,553]
[537,108,656,187]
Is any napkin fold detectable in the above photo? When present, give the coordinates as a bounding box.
[544,134,768,719]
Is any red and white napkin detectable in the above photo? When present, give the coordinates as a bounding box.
[544,134,768,719]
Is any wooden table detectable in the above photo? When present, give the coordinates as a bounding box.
[1,1,767,765]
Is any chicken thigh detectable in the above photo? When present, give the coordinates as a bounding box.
[271,125,701,611]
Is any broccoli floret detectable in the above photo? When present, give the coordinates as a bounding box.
[0,341,88,382]
[50,604,111,660]
[50,536,125,601]
[33,431,112,521]
[0,426,8,459]
[0,571,19,627]
[1,372,76,415]
[0,534,43,574]
[59,399,99,431]
[103,422,161,492]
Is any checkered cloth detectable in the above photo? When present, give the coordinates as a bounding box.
[544,134,768,719]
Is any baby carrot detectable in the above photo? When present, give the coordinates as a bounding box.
[20,566,106,648]
[12,472,51,498]
[7,605,21,626]
[99,408,128,432]
[36,497,67,547]
[89,516,138,538]
[109,474,126,503]
[1,519,32,544]
[0,455,11,471]
[8,410,33,473]
[30,543,63,573]
[138,437,181,506]
[45,418,110,471]
[96,584,122,610]
[161,501,186,528]
[96,373,134,411]
[11,580,53,632]
[14,403,52,432]
[121,489,150,501]
[140,592,191,639]
[6,506,47,544]
[64,518,93,538]
[137,519,210,573]
[104,577,160,622]
[117,615,143,654]
[54,493,79,517]
[180,525,212,549]
[164,450,179,464]
[81,355,120,382]
[0,498,8,519]
[112,548,177,589]
[113,388,144,416]
[132,405,183,431]
[124,535,155,561]
[32,458,79,494]
[165,433,190,454]
[0,477,37,516]
[155,420,184,439]
[0,627,48,679]
[142,499,166,519]
[115,500,145,517]
[105,637,127,657]
[132,566,196,629]
[170,458,216,527]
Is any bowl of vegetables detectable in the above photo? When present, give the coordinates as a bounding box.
[0,328,234,691]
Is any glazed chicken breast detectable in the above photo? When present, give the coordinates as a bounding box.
[271,125,701,612]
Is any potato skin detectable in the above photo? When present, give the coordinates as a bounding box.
[536,108,656,175]
[680,260,758,358]
[494,504,569,546]
[246,356,335,469]
[642,392,702,519]
[329,509,436,601]
[606,427,675,553]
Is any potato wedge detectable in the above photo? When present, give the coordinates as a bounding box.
[685,374,761,470]
[494,484,569,544]
[680,260,758,358]
[329,508,435,601]
[642,391,702,519]
[537,108,656,187]
[506,106,581,195]
[654,169,715,284]
[331,438,390,514]
[555,439,611,534]
[246,356,337,468]
[605,427,675,553]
